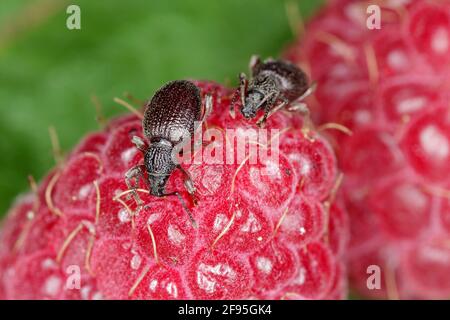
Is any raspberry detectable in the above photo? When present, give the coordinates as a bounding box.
[286,0,450,298]
[0,81,347,299]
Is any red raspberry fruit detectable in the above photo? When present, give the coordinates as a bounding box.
[286,0,450,299]
[0,81,348,299]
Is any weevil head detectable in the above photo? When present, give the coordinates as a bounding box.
[144,140,176,196]
[241,90,264,119]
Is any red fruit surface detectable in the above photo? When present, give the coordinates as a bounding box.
[0,81,347,299]
[286,0,450,299]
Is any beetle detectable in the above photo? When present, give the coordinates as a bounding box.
[125,80,212,227]
[231,55,316,127]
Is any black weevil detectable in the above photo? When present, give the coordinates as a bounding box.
[232,55,316,126]
[125,80,212,227]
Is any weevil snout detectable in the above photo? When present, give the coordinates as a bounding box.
[241,90,264,118]
[149,174,170,196]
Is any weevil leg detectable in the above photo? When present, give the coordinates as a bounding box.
[287,101,309,116]
[255,92,280,127]
[269,98,289,117]
[297,81,317,101]
[257,100,288,128]
[125,164,147,207]
[163,191,197,228]
[229,89,240,119]
[249,55,262,75]
[230,87,241,119]
[177,165,198,205]
[289,101,314,132]
[286,98,315,132]
[239,72,248,107]
[230,72,248,118]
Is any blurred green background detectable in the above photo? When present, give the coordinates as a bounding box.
[0,0,322,216]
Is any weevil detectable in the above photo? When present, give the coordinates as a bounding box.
[125,80,212,227]
[232,55,316,127]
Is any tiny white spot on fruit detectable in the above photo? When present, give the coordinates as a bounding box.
[288,152,301,164]
[397,96,427,114]
[43,275,62,297]
[419,125,449,159]
[294,268,306,286]
[197,263,236,294]
[121,241,132,250]
[395,184,428,212]
[26,210,35,220]
[344,3,365,24]
[249,167,263,189]
[387,49,409,70]
[121,147,137,164]
[240,212,262,233]
[263,159,282,180]
[256,257,273,274]
[420,245,450,264]
[147,213,160,225]
[431,27,449,54]
[330,63,352,78]
[77,184,92,200]
[282,211,307,237]
[387,0,411,7]
[118,208,131,223]
[80,285,91,300]
[91,292,103,300]
[311,259,319,269]
[166,282,178,298]
[130,254,142,270]
[149,279,158,292]
[213,213,229,232]
[298,156,312,176]
[167,224,185,246]
[202,166,223,194]
[41,258,57,270]
[354,110,372,125]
